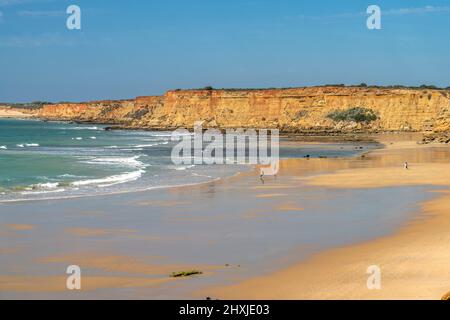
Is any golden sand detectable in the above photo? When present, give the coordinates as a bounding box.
[0,275,175,292]
[66,227,137,237]
[5,224,35,231]
[40,253,218,276]
[0,108,33,118]
[274,203,304,212]
[0,253,221,293]
[208,140,450,300]
[255,193,287,198]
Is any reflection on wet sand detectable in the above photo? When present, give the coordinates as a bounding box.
[210,138,450,300]
[5,224,35,231]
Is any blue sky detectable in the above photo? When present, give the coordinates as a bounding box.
[0,0,449,102]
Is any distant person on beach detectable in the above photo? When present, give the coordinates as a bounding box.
[260,170,265,184]
[404,162,409,170]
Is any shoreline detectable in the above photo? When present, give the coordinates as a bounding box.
[207,139,450,300]
[0,117,381,204]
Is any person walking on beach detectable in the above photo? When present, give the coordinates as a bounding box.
[404,161,409,170]
[260,169,265,184]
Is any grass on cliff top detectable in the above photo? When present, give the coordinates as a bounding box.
[327,107,378,123]
[170,270,203,278]
[175,84,450,92]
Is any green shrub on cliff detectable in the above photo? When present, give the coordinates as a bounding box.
[327,107,378,123]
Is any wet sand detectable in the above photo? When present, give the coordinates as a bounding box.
[210,139,450,300]
[1,136,449,299]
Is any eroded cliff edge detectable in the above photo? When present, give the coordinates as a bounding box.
[36,86,450,133]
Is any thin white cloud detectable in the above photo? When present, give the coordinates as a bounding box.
[0,0,53,7]
[17,9,64,17]
[0,0,31,6]
[0,33,111,48]
[296,12,363,21]
[385,6,450,15]
[0,33,78,48]
[294,5,450,21]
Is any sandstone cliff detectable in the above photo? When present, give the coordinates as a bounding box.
[37,86,450,133]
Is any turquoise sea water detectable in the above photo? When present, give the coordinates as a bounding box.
[0,119,375,202]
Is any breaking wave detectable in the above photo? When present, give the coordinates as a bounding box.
[71,169,145,188]
[16,143,40,148]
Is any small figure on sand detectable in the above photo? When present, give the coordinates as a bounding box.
[259,170,265,184]
[404,161,409,170]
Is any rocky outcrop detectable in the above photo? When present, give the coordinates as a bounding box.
[37,86,450,133]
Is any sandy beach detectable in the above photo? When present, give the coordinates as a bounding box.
[1,134,450,299]
[209,139,450,300]
[0,108,33,118]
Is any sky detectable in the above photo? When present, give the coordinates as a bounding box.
[0,0,449,102]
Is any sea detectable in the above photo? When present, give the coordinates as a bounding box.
[0,118,376,202]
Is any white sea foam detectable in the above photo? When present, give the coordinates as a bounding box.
[82,156,145,168]
[90,136,97,140]
[171,165,196,171]
[35,182,60,189]
[134,143,157,148]
[63,126,99,131]
[16,143,39,148]
[58,174,83,178]
[134,141,169,148]
[150,132,192,137]
[71,169,145,188]
[0,146,7,150]
[120,148,144,151]
[21,188,66,195]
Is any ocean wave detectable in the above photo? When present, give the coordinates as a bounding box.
[81,155,145,168]
[134,141,169,148]
[71,169,145,187]
[134,143,158,148]
[75,126,99,130]
[21,188,66,195]
[0,146,7,150]
[0,169,234,203]
[60,126,100,131]
[16,143,39,148]
[120,148,144,151]
[35,182,60,189]
[149,132,193,137]
[169,165,196,171]
[58,174,84,178]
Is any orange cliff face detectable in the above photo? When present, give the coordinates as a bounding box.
[37,87,450,133]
